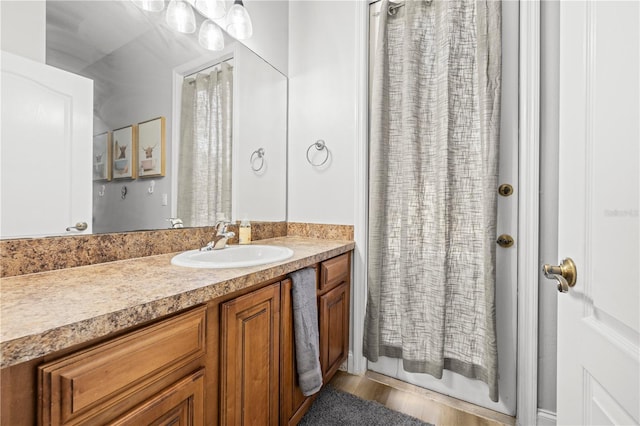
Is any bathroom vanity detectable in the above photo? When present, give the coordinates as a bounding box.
[0,236,354,425]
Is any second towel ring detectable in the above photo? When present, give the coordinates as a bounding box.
[306,140,329,167]
[250,148,265,172]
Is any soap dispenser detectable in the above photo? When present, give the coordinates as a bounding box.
[239,216,252,244]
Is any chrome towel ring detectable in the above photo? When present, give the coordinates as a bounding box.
[250,148,265,172]
[306,140,329,167]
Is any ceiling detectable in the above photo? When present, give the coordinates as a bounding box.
[45,1,237,127]
[45,1,231,75]
[46,1,157,73]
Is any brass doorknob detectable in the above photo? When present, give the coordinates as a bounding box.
[496,234,514,248]
[542,258,577,293]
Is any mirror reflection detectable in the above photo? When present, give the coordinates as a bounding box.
[177,62,234,227]
[44,0,287,234]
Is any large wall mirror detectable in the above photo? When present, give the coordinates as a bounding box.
[1,0,287,238]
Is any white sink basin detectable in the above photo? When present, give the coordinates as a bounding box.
[171,245,294,269]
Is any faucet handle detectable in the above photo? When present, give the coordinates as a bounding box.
[167,218,183,229]
[200,241,215,251]
[215,219,230,234]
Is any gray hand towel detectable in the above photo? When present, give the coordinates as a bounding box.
[290,267,323,396]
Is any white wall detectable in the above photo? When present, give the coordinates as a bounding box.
[235,44,287,221]
[0,1,46,62]
[288,0,357,225]
[238,0,289,75]
[91,33,176,233]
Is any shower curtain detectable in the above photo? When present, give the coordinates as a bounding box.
[177,63,233,226]
[363,0,502,401]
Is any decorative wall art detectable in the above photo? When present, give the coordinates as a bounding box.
[112,125,137,180]
[137,117,166,178]
[93,131,112,181]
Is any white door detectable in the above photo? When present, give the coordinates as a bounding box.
[555,2,639,425]
[1,51,93,238]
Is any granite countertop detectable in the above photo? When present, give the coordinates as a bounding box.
[0,236,355,369]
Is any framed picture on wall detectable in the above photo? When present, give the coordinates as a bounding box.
[93,131,112,181]
[137,117,166,178]
[112,125,137,180]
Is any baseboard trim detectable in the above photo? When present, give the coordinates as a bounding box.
[537,409,557,426]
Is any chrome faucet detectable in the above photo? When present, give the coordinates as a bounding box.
[201,220,235,251]
[167,218,184,229]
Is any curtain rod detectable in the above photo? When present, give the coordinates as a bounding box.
[184,56,234,79]
[370,0,404,17]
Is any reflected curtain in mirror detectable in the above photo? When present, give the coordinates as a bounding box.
[178,63,233,226]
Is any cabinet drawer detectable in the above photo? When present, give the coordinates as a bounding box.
[109,369,205,426]
[39,306,206,425]
[319,253,350,293]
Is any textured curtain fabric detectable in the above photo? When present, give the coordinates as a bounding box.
[363,0,502,401]
[177,63,233,226]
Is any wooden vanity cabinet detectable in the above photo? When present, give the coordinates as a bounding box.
[1,251,352,426]
[37,306,207,426]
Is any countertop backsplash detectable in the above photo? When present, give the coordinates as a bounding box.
[0,222,352,278]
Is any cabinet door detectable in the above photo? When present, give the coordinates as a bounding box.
[109,369,204,426]
[221,283,280,426]
[319,281,350,383]
[280,278,314,426]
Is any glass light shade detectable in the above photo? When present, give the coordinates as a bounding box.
[226,0,253,40]
[198,20,224,51]
[133,0,166,12]
[166,0,196,34]
[195,0,226,20]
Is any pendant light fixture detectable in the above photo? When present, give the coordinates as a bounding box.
[166,0,197,34]
[195,0,226,20]
[226,0,253,40]
[199,19,224,51]
[133,0,166,12]
[133,0,252,51]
